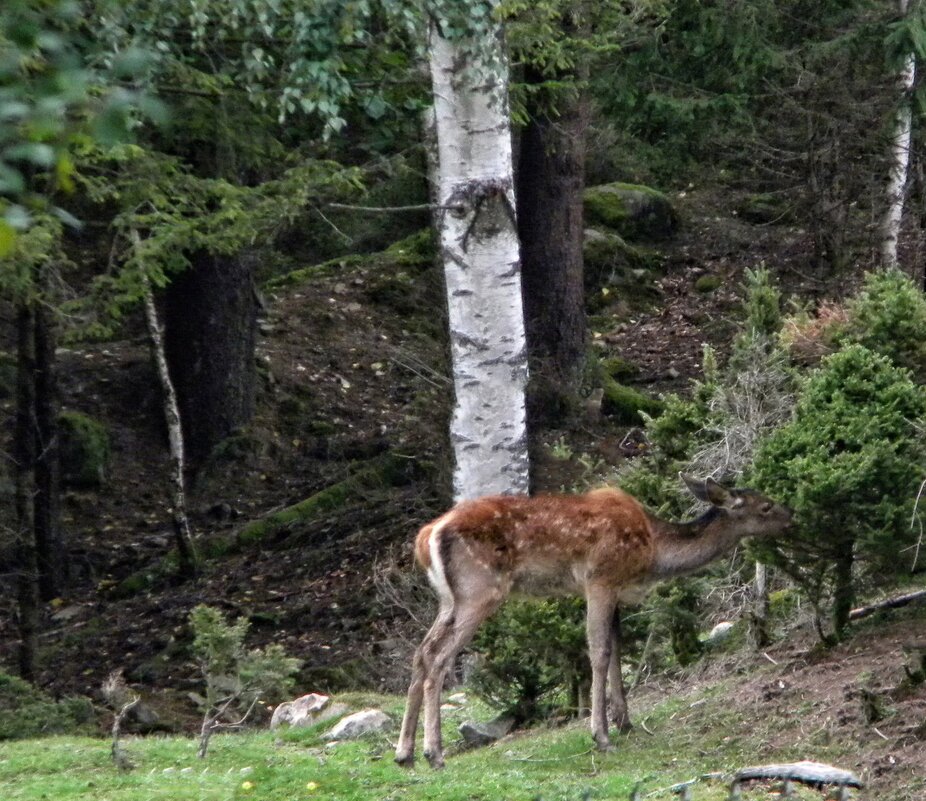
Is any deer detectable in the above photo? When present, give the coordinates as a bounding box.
[394,474,793,769]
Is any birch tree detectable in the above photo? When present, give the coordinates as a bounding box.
[428,6,530,500]
[881,0,919,269]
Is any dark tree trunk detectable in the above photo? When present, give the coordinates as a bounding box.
[832,544,855,639]
[14,301,40,681]
[163,252,257,469]
[516,82,589,426]
[33,295,65,600]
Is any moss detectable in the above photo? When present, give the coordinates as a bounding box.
[58,411,110,488]
[383,228,436,268]
[583,183,679,241]
[695,275,722,293]
[602,356,640,381]
[263,255,365,291]
[233,453,414,550]
[600,377,663,424]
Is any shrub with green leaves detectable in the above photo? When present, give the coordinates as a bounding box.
[468,598,588,724]
[0,671,94,740]
[838,268,926,379]
[751,344,926,638]
[189,605,301,714]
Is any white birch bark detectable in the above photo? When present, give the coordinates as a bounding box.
[428,18,530,501]
[881,0,917,269]
[131,230,199,576]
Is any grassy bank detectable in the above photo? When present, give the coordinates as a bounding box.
[0,675,880,801]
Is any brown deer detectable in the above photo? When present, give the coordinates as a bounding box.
[394,474,793,768]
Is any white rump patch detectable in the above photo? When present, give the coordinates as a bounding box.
[427,518,454,609]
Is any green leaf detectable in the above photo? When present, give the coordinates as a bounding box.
[0,219,15,258]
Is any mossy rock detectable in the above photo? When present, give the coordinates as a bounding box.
[600,377,663,424]
[59,411,110,488]
[584,183,679,241]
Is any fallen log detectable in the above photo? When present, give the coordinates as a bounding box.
[848,588,926,621]
[733,760,862,789]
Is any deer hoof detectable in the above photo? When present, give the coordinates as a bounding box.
[394,752,415,768]
[611,716,633,734]
[423,750,445,770]
[594,737,616,753]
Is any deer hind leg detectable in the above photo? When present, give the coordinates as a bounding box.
[395,604,454,766]
[608,605,632,732]
[586,585,619,751]
[420,571,507,768]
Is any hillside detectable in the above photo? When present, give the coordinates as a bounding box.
[1,186,924,799]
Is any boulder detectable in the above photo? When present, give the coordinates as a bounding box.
[458,714,516,748]
[270,693,330,730]
[323,708,391,740]
[584,183,679,241]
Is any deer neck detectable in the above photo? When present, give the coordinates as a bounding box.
[648,508,744,578]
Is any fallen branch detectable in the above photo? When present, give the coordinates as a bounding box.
[327,201,463,214]
[848,588,926,621]
[733,760,862,789]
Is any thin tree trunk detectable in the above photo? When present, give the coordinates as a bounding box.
[881,0,917,269]
[751,561,771,648]
[132,231,199,578]
[517,80,589,426]
[14,301,40,681]
[33,288,64,600]
[428,15,530,500]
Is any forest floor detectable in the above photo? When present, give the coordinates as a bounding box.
[1,186,924,797]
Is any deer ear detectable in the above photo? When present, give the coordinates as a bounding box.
[681,474,734,507]
[704,478,736,507]
[680,473,709,502]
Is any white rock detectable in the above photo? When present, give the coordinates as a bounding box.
[706,621,735,644]
[270,693,330,730]
[323,709,391,740]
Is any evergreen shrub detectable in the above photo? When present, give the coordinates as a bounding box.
[468,598,588,724]
[0,671,94,740]
[751,345,926,637]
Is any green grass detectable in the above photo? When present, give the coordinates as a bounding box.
[0,685,862,801]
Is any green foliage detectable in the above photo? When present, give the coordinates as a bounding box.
[0,0,161,246]
[752,345,926,636]
[58,411,110,488]
[583,183,679,241]
[189,605,301,710]
[838,269,926,378]
[0,671,93,740]
[649,579,706,666]
[601,377,664,425]
[468,598,588,723]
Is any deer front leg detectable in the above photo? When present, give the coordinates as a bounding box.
[608,605,632,732]
[586,587,618,752]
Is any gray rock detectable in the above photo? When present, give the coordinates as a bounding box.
[270,693,330,730]
[458,714,516,748]
[323,709,391,740]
